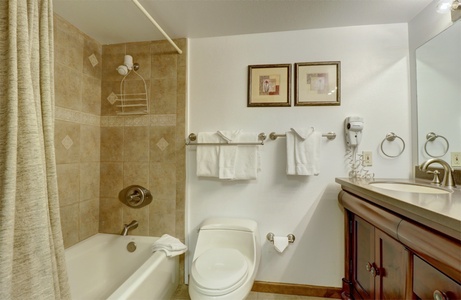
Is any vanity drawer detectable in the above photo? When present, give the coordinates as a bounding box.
[413,255,461,300]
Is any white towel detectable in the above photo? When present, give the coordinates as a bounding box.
[286,128,321,176]
[216,130,240,179]
[233,132,261,180]
[152,234,187,257]
[217,130,241,142]
[196,132,222,177]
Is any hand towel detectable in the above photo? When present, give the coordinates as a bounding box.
[196,132,221,177]
[152,234,187,257]
[233,132,261,180]
[290,127,314,140]
[216,130,240,179]
[286,128,321,176]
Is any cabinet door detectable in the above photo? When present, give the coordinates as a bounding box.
[354,216,375,299]
[375,229,408,300]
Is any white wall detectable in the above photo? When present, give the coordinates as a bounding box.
[186,23,412,287]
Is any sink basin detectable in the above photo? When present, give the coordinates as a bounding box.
[369,182,450,194]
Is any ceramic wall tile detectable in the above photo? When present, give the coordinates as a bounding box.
[149,126,176,163]
[56,163,80,207]
[100,162,123,198]
[79,198,99,240]
[100,127,124,162]
[99,198,123,234]
[123,162,149,188]
[83,38,102,79]
[80,124,100,162]
[82,75,102,115]
[60,203,80,248]
[54,14,84,72]
[55,120,81,164]
[54,62,82,111]
[150,78,177,114]
[80,162,100,201]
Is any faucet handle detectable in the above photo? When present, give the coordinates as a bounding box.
[426,170,441,185]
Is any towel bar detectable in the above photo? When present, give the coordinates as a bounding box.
[186,132,266,146]
[269,131,336,140]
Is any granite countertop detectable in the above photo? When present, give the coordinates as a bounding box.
[335,177,461,241]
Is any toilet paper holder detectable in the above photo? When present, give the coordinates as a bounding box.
[266,232,295,244]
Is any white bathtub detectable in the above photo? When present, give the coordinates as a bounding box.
[65,233,179,300]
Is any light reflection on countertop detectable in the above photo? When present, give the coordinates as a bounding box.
[335,177,461,240]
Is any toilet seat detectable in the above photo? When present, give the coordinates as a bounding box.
[191,248,249,296]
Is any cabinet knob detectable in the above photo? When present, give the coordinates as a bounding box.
[433,290,448,300]
[366,262,372,272]
[370,265,379,277]
[366,262,379,277]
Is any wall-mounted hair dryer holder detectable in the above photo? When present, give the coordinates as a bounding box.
[119,185,152,208]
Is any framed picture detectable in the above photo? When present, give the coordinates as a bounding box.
[294,61,341,106]
[247,64,291,107]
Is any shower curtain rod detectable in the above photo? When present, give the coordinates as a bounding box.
[131,0,183,54]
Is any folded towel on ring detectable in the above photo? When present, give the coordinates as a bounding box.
[152,234,187,257]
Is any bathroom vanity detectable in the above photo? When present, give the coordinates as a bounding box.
[336,178,461,300]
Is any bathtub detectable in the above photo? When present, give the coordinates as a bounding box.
[65,233,179,300]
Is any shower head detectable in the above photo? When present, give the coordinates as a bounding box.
[116,55,134,75]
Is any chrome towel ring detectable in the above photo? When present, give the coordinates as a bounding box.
[380,132,405,158]
[424,132,449,158]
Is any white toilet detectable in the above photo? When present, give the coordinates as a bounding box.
[189,217,261,300]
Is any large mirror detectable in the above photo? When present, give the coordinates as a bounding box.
[416,20,461,167]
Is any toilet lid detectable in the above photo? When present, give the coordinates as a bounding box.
[191,248,248,292]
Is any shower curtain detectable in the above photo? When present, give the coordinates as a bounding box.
[0,0,71,299]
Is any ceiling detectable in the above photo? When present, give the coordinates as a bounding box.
[53,0,434,45]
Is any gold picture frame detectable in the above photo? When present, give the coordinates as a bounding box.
[294,61,341,106]
[247,64,291,107]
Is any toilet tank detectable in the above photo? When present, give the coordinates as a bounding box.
[194,218,260,261]
[200,218,258,233]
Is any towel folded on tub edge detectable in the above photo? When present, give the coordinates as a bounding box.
[152,234,187,257]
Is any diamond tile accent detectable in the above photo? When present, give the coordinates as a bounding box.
[156,138,169,151]
[107,92,118,105]
[88,54,98,67]
[61,135,73,150]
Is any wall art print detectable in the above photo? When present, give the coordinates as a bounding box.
[294,61,340,106]
[247,64,291,107]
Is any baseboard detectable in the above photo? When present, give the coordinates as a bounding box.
[251,281,342,298]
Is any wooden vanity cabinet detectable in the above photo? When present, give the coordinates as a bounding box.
[348,208,409,299]
[339,190,461,300]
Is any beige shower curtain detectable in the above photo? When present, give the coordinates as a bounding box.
[0,0,71,299]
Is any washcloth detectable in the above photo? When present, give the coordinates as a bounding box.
[286,128,321,176]
[152,234,187,257]
[196,132,222,177]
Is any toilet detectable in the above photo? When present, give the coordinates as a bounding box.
[189,217,261,300]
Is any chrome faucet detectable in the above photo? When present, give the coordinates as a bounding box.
[121,220,139,236]
[419,158,456,188]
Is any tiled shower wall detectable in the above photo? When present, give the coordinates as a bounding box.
[54,14,102,248]
[53,14,186,249]
[99,40,186,240]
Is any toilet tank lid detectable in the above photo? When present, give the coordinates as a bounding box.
[200,218,258,233]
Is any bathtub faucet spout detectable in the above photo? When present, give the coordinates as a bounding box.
[121,220,138,236]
